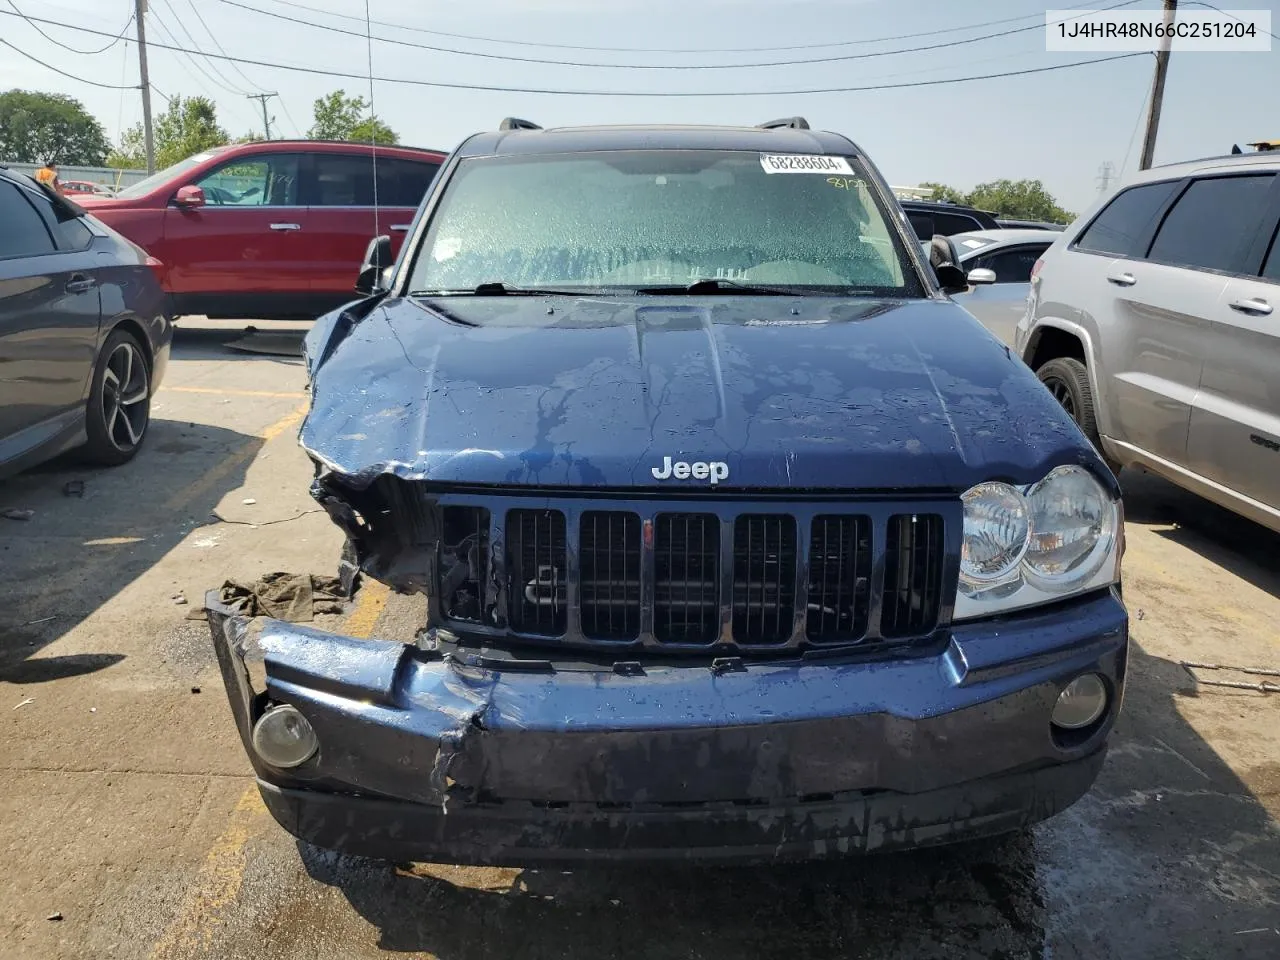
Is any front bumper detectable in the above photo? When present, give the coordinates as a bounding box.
[208,588,1127,865]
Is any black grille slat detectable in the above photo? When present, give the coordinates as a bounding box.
[732,515,797,644]
[882,514,944,639]
[654,514,719,644]
[580,511,641,640]
[806,515,872,643]
[507,509,567,635]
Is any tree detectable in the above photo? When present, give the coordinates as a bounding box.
[108,95,230,170]
[919,181,968,205]
[967,179,1074,224]
[309,90,397,144]
[0,89,110,165]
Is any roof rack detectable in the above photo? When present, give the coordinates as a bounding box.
[499,117,542,131]
[756,117,809,130]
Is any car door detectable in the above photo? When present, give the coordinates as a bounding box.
[959,242,1052,344]
[162,152,309,310]
[1183,177,1280,510]
[0,178,102,454]
[1069,178,1207,467]
[305,153,435,301]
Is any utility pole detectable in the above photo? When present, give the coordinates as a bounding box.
[1097,161,1115,193]
[246,93,279,139]
[1138,0,1177,170]
[134,0,155,174]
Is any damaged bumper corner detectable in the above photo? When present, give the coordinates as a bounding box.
[206,588,1127,866]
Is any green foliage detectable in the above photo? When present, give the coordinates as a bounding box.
[919,181,968,205]
[968,179,1075,224]
[0,89,110,165]
[918,178,1074,224]
[108,95,230,170]
[309,90,397,144]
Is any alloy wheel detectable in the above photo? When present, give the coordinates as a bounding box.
[101,341,149,451]
[1044,377,1076,418]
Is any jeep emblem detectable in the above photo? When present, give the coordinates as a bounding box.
[651,456,729,484]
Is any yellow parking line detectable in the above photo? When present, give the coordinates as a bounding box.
[148,580,391,959]
[160,386,309,399]
[162,402,309,514]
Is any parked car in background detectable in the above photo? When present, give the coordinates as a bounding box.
[206,118,1127,867]
[995,218,1064,231]
[901,199,1000,239]
[1019,151,1280,532]
[61,180,116,199]
[76,140,446,321]
[0,168,170,478]
[951,229,1057,343]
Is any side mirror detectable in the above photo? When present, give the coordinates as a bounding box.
[966,267,997,286]
[928,234,968,295]
[355,234,393,295]
[174,185,205,209]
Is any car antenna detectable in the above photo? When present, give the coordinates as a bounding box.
[362,0,381,246]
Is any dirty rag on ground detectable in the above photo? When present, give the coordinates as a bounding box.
[198,572,349,621]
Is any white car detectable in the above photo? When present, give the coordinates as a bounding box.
[1017,151,1280,532]
[950,230,1057,344]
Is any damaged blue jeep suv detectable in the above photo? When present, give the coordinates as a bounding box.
[207,118,1127,865]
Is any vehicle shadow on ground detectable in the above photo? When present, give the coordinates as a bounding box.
[0,418,263,683]
[1120,467,1280,601]
[172,322,307,364]
[299,641,1280,959]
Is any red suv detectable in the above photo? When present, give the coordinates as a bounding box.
[78,140,445,320]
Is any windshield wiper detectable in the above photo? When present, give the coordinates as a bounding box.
[637,278,814,296]
[410,282,604,297]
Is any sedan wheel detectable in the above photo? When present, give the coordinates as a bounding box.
[102,341,149,450]
[84,329,151,465]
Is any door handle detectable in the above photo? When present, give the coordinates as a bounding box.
[269,222,301,231]
[1107,272,1136,287]
[65,274,96,294]
[390,224,411,232]
[1229,297,1272,316]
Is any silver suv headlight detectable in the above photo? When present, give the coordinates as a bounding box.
[954,465,1120,620]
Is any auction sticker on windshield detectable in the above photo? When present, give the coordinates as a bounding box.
[760,154,854,175]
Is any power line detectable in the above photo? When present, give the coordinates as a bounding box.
[212,0,1143,70]
[242,0,1116,54]
[1187,0,1280,40]
[278,98,303,138]
[154,0,251,94]
[0,19,1148,98]
[0,37,139,88]
[2,0,134,56]
[145,9,243,99]
[181,0,264,92]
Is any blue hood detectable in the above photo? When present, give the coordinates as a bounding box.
[301,295,1106,493]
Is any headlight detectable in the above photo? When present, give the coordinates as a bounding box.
[960,482,1029,588]
[1023,466,1117,586]
[955,466,1120,620]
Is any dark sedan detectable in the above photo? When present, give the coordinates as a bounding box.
[0,167,171,478]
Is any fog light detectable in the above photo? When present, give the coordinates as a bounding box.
[252,704,318,768]
[1051,674,1108,730]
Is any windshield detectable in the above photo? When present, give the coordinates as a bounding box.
[114,150,228,199]
[407,150,918,296]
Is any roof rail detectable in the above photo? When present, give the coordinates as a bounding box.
[499,117,542,131]
[756,117,809,130]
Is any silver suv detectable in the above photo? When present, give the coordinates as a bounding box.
[1017,152,1280,533]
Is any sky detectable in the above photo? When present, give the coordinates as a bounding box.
[1,0,1277,213]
